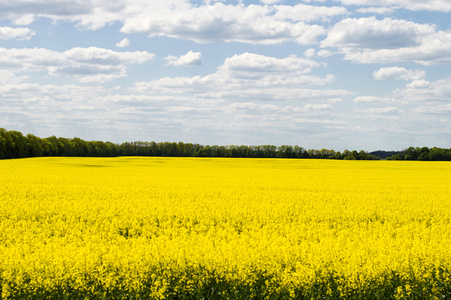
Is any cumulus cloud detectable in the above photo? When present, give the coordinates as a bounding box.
[134,53,347,102]
[364,106,401,114]
[0,78,346,146]
[373,67,425,81]
[120,2,328,45]
[353,96,402,104]
[322,17,451,65]
[0,47,155,83]
[11,15,35,25]
[96,53,348,143]
[0,0,92,18]
[348,77,451,149]
[393,77,451,102]
[304,48,316,58]
[0,1,112,31]
[0,83,105,104]
[303,49,335,58]
[0,0,447,49]
[335,0,451,12]
[115,38,130,47]
[0,71,29,85]
[1,0,450,148]
[413,104,451,115]
[221,53,322,75]
[356,7,394,14]
[260,0,281,4]
[0,82,121,140]
[317,50,334,57]
[0,1,348,45]
[230,102,332,115]
[0,1,335,45]
[165,51,202,66]
[351,76,451,142]
[406,79,430,89]
[354,77,451,113]
[0,26,35,40]
[273,3,348,22]
[322,17,432,49]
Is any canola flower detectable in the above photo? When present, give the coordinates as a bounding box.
[1,157,451,299]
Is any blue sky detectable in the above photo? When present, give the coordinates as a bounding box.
[1,0,451,151]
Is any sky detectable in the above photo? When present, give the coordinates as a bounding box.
[1,0,451,151]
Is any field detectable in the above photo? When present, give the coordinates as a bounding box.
[1,157,451,299]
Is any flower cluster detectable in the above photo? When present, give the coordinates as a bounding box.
[1,157,451,299]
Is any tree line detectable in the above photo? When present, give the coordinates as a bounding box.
[0,128,380,160]
[386,147,451,161]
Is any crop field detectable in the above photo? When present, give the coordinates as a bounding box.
[1,157,451,299]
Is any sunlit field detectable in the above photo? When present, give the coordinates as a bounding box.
[1,157,451,299]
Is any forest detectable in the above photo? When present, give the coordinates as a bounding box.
[386,146,451,161]
[2,129,451,161]
[0,128,384,160]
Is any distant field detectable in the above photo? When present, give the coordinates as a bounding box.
[1,157,451,299]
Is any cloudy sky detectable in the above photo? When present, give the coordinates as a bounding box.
[1,0,451,151]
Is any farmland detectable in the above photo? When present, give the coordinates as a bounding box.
[1,157,451,299]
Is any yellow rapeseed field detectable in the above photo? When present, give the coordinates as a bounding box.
[1,157,451,299]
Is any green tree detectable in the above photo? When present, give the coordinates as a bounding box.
[8,130,27,158]
[72,137,89,156]
[278,145,294,158]
[0,128,9,159]
[26,134,44,157]
[418,147,430,161]
[44,136,62,156]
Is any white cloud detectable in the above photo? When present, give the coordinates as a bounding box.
[134,53,347,102]
[165,51,202,66]
[0,1,347,45]
[335,0,451,12]
[0,83,105,103]
[0,0,92,18]
[413,104,451,115]
[348,76,451,149]
[0,71,29,85]
[0,47,155,83]
[317,49,334,57]
[1,0,449,149]
[304,48,316,58]
[230,102,332,113]
[115,38,130,48]
[322,17,432,49]
[119,2,327,45]
[0,0,118,31]
[11,14,35,25]
[0,82,120,140]
[351,76,451,141]
[303,103,332,111]
[364,106,401,114]
[356,7,394,14]
[81,53,348,143]
[222,53,322,75]
[0,47,57,70]
[274,3,348,22]
[0,77,346,145]
[393,77,451,102]
[322,17,451,65]
[0,26,35,40]
[406,80,430,89]
[300,0,328,3]
[260,0,281,4]
[373,67,425,81]
[353,96,402,104]
[354,77,451,110]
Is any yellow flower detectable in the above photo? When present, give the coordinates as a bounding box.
[1,157,451,298]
